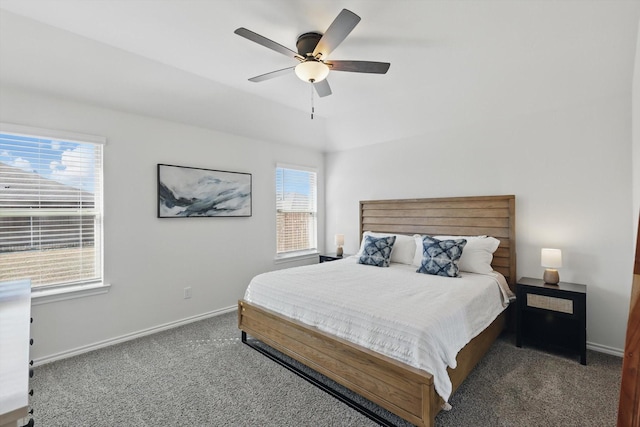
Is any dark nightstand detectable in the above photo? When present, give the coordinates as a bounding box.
[516,277,587,364]
[319,253,348,263]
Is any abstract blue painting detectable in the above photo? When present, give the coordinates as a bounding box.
[158,164,251,217]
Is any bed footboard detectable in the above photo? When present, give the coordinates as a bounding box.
[239,299,507,427]
[239,299,443,427]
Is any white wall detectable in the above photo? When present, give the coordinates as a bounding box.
[0,85,325,362]
[325,93,633,353]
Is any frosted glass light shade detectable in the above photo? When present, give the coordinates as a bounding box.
[295,61,330,83]
[541,248,562,268]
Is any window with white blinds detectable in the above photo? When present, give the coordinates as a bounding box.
[0,125,104,289]
[276,165,317,256]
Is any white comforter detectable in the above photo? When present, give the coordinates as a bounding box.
[244,256,512,402]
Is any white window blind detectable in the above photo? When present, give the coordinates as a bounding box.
[276,165,317,255]
[0,125,104,289]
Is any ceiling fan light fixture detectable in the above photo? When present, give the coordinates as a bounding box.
[295,60,330,83]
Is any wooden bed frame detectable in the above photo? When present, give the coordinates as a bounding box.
[239,195,516,426]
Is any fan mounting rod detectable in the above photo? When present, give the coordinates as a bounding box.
[296,32,323,58]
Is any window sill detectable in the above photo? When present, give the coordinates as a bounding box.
[274,250,319,264]
[32,282,111,306]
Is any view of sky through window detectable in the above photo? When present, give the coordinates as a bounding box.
[0,133,97,193]
[276,168,313,197]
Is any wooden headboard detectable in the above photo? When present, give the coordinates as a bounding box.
[360,195,516,287]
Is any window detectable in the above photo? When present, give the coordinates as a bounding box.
[0,124,104,291]
[275,164,317,257]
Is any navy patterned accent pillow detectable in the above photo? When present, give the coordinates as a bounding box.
[358,235,396,267]
[417,236,467,277]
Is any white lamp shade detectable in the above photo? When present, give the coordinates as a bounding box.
[541,248,562,268]
[295,61,330,83]
[334,234,344,246]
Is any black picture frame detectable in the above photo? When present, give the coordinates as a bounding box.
[157,164,252,218]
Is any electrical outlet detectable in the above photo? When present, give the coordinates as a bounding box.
[183,287,192,299]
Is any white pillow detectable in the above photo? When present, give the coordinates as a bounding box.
[412,235,500,274]
[357,232,416,265]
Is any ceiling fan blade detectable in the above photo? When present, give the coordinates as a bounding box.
[326,60,390,74]
[312,9,361,59]
[248,66,295,82]
[314,79,332,97]
[234,27,302,60]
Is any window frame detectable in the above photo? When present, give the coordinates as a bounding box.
[274,163,318,262]
[0,123,109,303]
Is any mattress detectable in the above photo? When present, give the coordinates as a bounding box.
[244,256,513,402]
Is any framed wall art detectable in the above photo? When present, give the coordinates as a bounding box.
[157,164,252,218]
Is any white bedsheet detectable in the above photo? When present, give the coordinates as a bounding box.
[244,256,513,402]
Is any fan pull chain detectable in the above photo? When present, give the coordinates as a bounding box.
[310,82,315,120]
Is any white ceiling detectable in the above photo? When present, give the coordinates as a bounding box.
[1,0,639,151]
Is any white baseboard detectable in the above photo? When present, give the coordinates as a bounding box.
[33,305,237,366]
[587,341,624,358]
[32,306,624,366]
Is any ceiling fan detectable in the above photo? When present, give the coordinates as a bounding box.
[234,8,390,99]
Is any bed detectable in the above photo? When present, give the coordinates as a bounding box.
[238,195,516,427]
